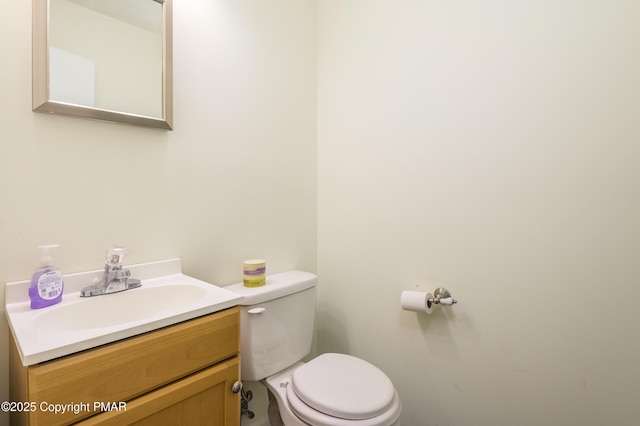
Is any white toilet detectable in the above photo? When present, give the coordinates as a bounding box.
[227,271,401,426]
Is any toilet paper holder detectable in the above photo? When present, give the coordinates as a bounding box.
[400,287,457,314]
[430,288,457,306]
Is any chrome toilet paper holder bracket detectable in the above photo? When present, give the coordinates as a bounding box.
[429,288,457,306]
[400,287,457,314]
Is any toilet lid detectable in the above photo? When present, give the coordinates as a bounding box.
[290,353,395,420]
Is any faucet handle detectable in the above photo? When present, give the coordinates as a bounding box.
[106,245,127,268]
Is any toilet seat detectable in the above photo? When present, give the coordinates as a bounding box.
[286,353,401,426]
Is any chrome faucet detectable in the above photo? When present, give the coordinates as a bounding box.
[80,245,141,297]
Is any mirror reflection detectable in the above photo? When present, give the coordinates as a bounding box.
[33,0,173,130]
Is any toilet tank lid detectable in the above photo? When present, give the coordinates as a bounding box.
[226,270,317,305]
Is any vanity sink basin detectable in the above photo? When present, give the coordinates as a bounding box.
[37,283,208,331]
[5,259,242,366]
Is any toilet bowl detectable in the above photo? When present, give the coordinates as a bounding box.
[264,355,401,426]
[227,271,401,426]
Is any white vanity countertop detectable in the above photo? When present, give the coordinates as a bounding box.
[5,259,242,366]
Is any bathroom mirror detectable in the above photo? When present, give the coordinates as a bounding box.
[33,0,173,130]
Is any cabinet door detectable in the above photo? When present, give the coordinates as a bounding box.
[79,356,240,426]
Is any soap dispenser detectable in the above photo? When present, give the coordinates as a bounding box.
[29,244,64,309]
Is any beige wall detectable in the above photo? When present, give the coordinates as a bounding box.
[0,1,316,423]
[317,1,640,425]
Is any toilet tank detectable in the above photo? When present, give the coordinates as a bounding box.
[226,271,318,381]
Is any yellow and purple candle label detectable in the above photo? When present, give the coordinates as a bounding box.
[243,259,266,287]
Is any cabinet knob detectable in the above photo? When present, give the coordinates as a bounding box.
[231,381,243,394]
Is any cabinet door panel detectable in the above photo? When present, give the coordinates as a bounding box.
[79,356,240,426]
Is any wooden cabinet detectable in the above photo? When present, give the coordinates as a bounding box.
[10,306,240,426]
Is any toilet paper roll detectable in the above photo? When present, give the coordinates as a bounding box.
[401,291,434,314]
